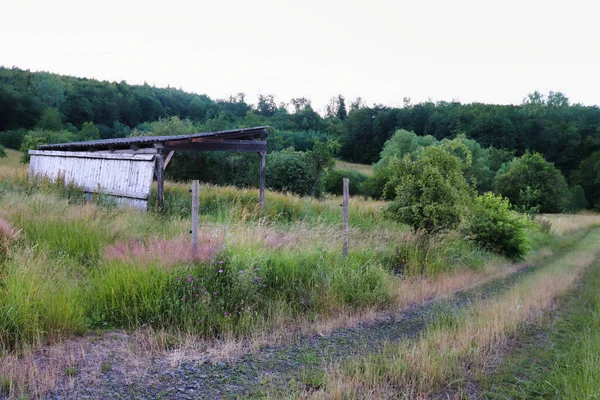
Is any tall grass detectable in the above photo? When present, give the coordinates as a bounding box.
[0,251,86,352]
[0,167,578,357]
[311,230,600,398]
[153,181,391,229]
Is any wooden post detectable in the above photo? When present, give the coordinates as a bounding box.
[191,180,199,254]
[155,153,164,213]
[259,151,266,217]
[343,178,349,257]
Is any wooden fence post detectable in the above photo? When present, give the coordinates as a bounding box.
[259,151,266,217]
[155,153,164,213]
[343,178,349,257]
[191,180,199,254]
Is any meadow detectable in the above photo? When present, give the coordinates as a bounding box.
[0,158,595,398]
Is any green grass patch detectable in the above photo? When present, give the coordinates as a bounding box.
[479,257,600,399]
[0,149,24,168]
[334,159,373,176]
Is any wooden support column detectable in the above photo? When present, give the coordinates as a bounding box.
[191,180,199,254]
[342,178,349,257]
[259,151,266,217]
[155,152,165,213]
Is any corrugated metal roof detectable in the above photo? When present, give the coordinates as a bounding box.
[37,126,268,150]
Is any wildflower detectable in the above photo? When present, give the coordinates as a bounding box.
[262,284,266,288]
[223,312,228,316]
[239,271,244,274]
[195,294,200,297]
[213,292,217,295]
[180,297,185,301]
[219,261,224,265]
[199,319,204,323]
[218,269,223,273]
[187,278,192,283]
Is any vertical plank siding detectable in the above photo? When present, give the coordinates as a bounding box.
[28,150,156,211]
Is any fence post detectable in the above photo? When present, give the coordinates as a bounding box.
[343,178,349,257]
[191,180,199,254]
[259,151,266,217]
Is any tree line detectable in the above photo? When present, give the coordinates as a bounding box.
[1,66,600,208]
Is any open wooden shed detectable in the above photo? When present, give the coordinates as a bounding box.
[29,126,268,212]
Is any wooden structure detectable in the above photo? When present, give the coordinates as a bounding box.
[29,126,268,212]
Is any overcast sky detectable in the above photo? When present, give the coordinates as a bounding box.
[1,0,598,111]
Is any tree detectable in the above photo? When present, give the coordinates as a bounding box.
[34,73,65,108]
[385,146,474,233]
[37,107,62,131]
[0,144,6,158]
[256,94,277,117]
[442,134,493,191]
[350,97,364,112]
[376,129,437,169]
[79,122,101,140]
[493,152,570,213]
[19,134,47,163]
[306,139,341,197]
[325,94,347,120]
[290,97,311,113]
[571,151,600,209]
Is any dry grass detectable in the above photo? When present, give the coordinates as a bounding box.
[0,149,25,168]
[334,160,374,176]
[102,234,221,267]
[313,233,600,399]
[540,213,600,235]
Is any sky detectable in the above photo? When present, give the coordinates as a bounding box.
[1,0,598,111]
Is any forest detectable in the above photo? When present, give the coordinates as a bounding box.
[1,65,600,211]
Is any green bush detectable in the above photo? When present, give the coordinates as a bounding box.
[466,192,528,260]
[385,146,474,233]
[265,149,315,196]
[493,152,570,213]
[567,185,587,212]
[0,129,27,149]
[322,169,368,196]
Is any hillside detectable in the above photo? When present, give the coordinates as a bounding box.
[2,67,600,210]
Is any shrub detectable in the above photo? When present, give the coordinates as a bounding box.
[466,193,528,260]
[322,169,368,196]
[493,152,570,213]
[567,185,587,212]
[265,150,315,196]
[385,146,474,233]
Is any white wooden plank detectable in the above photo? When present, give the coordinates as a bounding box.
[28,151,156,210]
[29,150,155,161]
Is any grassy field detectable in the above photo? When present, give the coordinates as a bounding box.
[334,159,373,176]
[0,162,598,398]
[0,148,24,168]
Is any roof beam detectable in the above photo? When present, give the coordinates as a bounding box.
[164,140,266,153]
[92,148,159,154]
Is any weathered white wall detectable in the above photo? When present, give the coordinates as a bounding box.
[29,150,156,210]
